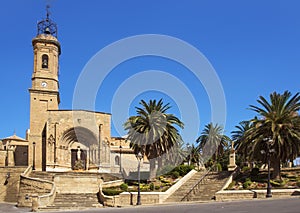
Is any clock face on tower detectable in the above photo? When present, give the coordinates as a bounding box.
[41,81,47,87]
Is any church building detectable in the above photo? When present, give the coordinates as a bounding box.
[0,9,140,174]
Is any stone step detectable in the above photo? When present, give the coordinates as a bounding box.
[38,193,102,211]
[29,172,55,181]
[53,193,100,206]
[165,171,231,202]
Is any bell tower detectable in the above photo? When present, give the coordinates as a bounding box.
[28,6,61,171]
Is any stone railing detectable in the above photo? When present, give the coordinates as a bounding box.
[18,173,56,210]
[98,190,120,207]
[99,169,199,206]
[102,179,124,188]
[161,169,198,202]
[180,169,210,201]
[220,167,240,191]
[21,165,33,177]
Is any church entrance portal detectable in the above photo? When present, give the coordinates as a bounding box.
[59,127,99,171]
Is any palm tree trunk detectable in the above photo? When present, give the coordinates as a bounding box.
[149,158,157,181]
[158,157,163,169]
[272,158,281,180]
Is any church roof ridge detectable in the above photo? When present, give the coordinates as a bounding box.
[47,109,112,115]
[2,134,27,142]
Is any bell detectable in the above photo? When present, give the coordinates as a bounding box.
[42,59,48,67]
[44,27,51,34]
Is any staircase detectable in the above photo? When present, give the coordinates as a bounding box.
[186,171,230,201]
[23,171,121,211]
[165,171,230,203]
[165,171,206,202]
[38,193,102,211]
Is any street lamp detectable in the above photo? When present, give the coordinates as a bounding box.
[261,138,275,198]
[119,145,122,174]
[136,151,143,205]
[32,142,36,170]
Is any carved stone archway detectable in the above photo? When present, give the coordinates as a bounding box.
[59,127,99,170]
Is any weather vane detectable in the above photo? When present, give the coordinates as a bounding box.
[46,5,50,20]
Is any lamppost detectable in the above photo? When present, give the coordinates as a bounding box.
[136,151,143,205]
[119,145,122,174]
[261,138,274,198]
[32,142,36,170]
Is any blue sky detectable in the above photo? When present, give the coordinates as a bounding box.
[0,0,299,145]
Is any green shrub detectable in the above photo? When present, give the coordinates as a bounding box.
[245,177,251,182]
[140,184,149,191]
[215,163,222,172]
[149,183,155,191]
[243,180,252,189]
[171,171,180,179]
[102,188,122,196]
[160,178,171,184]
[242,166,250,172]
[171,165,194,176]
[270,180,281,187]
[250,168,260,177]
[227,181,236,189]
[120,183,128,191]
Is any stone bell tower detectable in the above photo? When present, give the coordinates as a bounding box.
[28,6,61,171]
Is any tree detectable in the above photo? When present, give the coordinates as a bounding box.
[231,120,252,150]
[196,123,230,166]
[231,120,253,166]
[124,99,184,181]
[240,91,300,179]
[185,143,201,167]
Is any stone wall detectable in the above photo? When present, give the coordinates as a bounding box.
[99,191,164,207]
[54,175,102,194]
[0,151,6,166]
[99,170,198,207]
[0,167,27,203]
[18,175,54,207]
[215,189,300,201]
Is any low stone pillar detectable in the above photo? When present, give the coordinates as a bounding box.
[228,142,237,171]
[31,195,39,212]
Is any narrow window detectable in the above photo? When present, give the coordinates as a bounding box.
[42,54,49,69]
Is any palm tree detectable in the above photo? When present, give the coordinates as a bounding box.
[186,143,201,167]
[124,99,184,181]
[196,123,230,166]
[231,120,252,150]
[240,91,300,179]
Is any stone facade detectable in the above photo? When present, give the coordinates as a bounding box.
[0,135,29,167]
[0,15,136,174]
[44,110,112,171]
[9,16,123,173]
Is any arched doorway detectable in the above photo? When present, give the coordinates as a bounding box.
[60,127,98,170]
